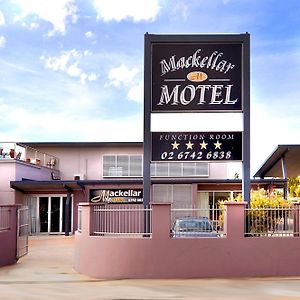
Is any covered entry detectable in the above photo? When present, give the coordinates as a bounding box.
[10,180,84,235]
[25,195,72,234]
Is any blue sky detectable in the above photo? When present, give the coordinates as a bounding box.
[0,0,300,175]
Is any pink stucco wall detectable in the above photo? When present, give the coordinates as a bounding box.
[0,205,19,267]
[26,144,143,180]
[209,162,228,179]
[25,144,228,180]
[0,162,15,204]
[0,160,56,204]
[74,202,300,279]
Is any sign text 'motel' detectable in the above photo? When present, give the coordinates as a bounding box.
[152,131,242,162]
[151,43,242,112]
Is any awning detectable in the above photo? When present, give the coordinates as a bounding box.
[254,145,300,178]
[10,178,286,193]
[10,180,85,193]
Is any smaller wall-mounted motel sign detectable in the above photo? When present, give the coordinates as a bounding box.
[151,43,242,112]
[152,131,242,162]
[90,189,143,204]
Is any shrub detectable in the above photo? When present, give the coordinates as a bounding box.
[218,189,293,235]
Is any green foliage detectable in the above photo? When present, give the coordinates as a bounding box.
[247,189,292,235]
[249,189,290,209]
[288,176,300,198]
[218,189,293,235]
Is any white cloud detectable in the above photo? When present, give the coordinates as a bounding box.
[108,64,142,102]
[12,0,78,36]
[128,81,143,103]
[40,49,98,84]
[88,73,97,81]
[93,0,160,22]
[67,62,81,77]
[0,10,5,25]
[172,1,189,21]
[0,36,6,48]
[21,21,39,30]
[85,31,95,39]
[108,64,139,87]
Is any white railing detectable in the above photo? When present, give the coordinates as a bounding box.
[171,207,225,237]
[0,142,59,169]
[17,207,29,259]
[245,206,299,237]
[0,206,11,231]
[91,204,152,237]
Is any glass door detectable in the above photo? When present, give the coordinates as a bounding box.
[39,197,49,233]
[50,196,60,232]
[37,196,72,234]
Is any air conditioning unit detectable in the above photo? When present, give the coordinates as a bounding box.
[73,174,86,180]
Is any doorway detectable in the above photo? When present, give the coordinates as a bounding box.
[26,195,72,234]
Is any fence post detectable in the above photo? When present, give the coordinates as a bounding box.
[78,203,92,236]
[293,202,300,237]
[152,203,171,239]
[224,202,247,239]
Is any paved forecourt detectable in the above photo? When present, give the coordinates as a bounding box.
[1,236,300,300]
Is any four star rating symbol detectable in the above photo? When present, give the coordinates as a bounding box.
[185,141,194,150]
[171,141,180,150]
[214,141,222,149]
[200,141,208,149]
[170,140,223,150]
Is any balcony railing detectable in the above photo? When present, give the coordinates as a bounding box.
[0,142,59,169]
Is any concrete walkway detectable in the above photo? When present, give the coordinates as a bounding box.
[1,236,300,299]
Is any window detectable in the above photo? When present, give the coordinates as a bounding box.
[103,155,143,177]
[151,162,209,177]
[152,184,193,206]
[103,155,209,178]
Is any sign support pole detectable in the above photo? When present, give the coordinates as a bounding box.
[242,33,251,206]
[143,33,151,234]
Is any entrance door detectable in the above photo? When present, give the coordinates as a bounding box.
[38,196,72,234]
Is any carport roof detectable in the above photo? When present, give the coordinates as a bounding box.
[254,145,300,178]
[10,180,85,193]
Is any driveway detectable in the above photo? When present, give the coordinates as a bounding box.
[1,235,300,299]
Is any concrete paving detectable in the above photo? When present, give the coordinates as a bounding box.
[1,236,300,299]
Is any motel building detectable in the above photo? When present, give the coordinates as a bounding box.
[0,141,287,236]
[3,34,300,278]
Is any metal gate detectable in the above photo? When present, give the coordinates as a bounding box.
[17,207,29,259]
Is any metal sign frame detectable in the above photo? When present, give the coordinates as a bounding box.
[143,33,250,207]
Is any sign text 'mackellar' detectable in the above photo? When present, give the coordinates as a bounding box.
[151,43,242,112]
